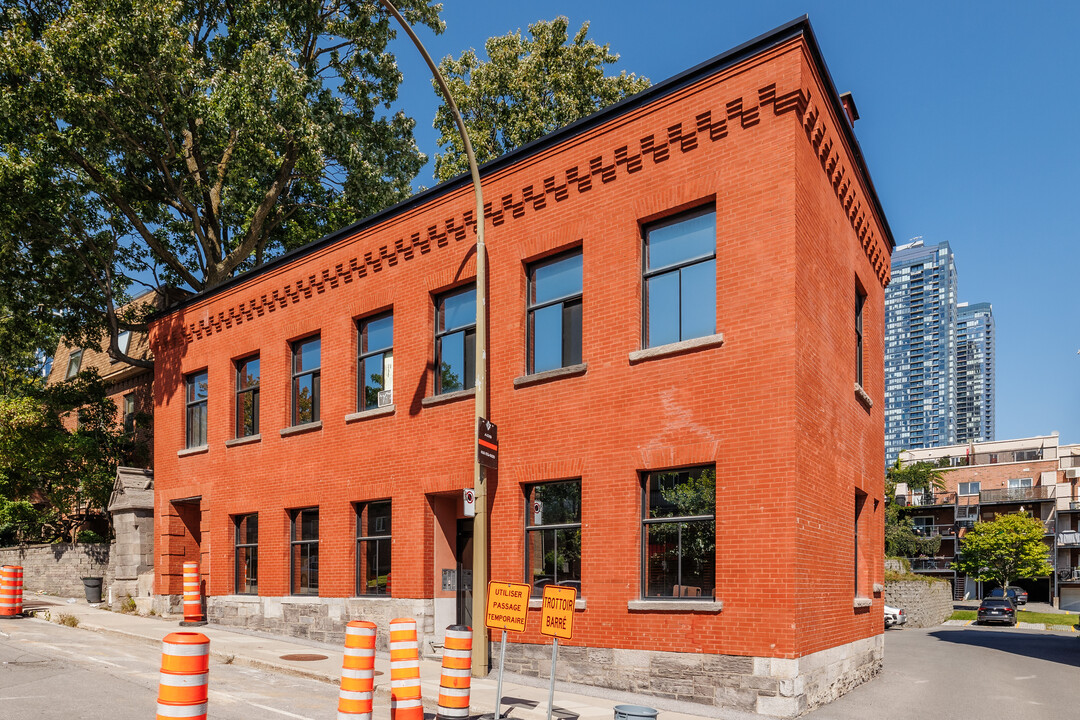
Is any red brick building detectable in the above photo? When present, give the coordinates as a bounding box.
[149,18,892,716]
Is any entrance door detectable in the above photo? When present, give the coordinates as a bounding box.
[456,519,473,626]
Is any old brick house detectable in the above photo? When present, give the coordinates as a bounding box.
[149,18,892,717]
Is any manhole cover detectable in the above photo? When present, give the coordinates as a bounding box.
[279,654,329,662]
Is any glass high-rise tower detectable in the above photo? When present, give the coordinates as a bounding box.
[884,240,994,464]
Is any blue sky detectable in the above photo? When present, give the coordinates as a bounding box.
[386,1,1080,445]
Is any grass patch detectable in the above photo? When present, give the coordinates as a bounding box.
[950,609,1078,626]
[56,613,79,627]
[885,570,947,584]
[119,596,137,614]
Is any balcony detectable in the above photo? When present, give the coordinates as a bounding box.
[1058,531,1080,547]
[1057,567,1080,583]
[913,524,957,538]
[897,491,957,508]
[907,557,954,572]
[979,486,1056,504]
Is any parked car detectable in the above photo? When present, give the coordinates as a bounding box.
[987,587,1026,605]
[977,598,1017,626]
[884,604,907,628]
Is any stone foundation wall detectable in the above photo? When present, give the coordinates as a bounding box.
[196,595,435,649]
[884,579,952,628]
[0,543,110,598]
[502,634,882,718]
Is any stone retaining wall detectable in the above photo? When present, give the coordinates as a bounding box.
[501,634,883,718]
[884,578,952,628]
[0,544,110,598]
[197,595,434,650]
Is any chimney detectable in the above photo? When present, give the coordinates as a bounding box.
[840,92,859,126]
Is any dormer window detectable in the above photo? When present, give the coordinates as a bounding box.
[65,349,83,379]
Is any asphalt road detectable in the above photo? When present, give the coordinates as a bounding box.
[808,625,1080,720]
[0,617,344,719]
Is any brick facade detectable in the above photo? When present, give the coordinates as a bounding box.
[149,20,891,717]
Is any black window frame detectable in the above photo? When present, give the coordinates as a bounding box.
[234,513,258,595]
[185,370,208,448]
[856,287,866,388]
[434,285,476,395]
[527,251,583,375]
[355,500,392,596]
[289,507,319,596]
[235,355,260,438]
[123,392,136,434]
[641,466,716,600]
[525,480,583,598]
[291,336,321,426]
[642,206,717,348]
[357,313,394,411]
[855,491,867,596]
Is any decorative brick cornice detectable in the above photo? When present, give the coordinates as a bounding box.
[175,82,813,344]
[799,99,891,287]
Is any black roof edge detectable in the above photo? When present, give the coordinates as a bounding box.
[159,14,891,319]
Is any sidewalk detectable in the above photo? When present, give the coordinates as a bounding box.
[18,593,756,720]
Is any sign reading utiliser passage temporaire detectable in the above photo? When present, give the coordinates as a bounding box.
[485,581,529,633]
[539,584,576,640]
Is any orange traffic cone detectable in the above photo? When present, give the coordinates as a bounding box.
[0,565,22,619]
[338,620,376,719]
[181,561,206,626]
[156,631,209,720]
[437,625,473,719]
[389,617,423,720]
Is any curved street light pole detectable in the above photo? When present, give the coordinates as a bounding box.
[377,1,490,676]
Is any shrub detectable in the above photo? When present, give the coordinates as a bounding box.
[56,613,79,627]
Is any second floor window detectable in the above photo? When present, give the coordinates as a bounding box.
[526,480,582,597]
[855,288,866,387]
[959,482,980,496]
[292,337,320,425]
[358,314,394,411]
[528,252,583,374]
[643,208,716,348]
[185,371,208,448]
[435,286,476,395]
[236,356,260,437]
[642,466,715,599]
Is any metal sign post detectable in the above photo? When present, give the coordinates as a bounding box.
[539,584,577,720]
[485,581,530,720]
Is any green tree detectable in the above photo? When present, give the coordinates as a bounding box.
[886,458,946,496]
[952,512,1053,591]
[0,371,133,543]
[0,0,443,365]
[432,16,650,182]
[884,459,945,558]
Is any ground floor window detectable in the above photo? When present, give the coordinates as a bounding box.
[642,466,715,598]
[234,513,258,595]
[356,501,391,595]
[525,480,582,597]
[290,508,319,595]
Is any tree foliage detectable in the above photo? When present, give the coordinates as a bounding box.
[886,459,946,496]
[952,512,1053,590]
[432,16,649,182]
[884,459,944,558]
[0,371,138,543]
[0,0,443,365]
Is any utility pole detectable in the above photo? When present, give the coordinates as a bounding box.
[377,0,490,676]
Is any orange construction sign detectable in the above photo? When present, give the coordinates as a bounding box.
[539,585,576,640]
[485,581,530,633]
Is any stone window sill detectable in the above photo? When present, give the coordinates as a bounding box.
[514,363,587,388]
[225,434,261,448]
[627,599,722,613]
[855,383,873,409]
[282,595,322,604]
[873,583,883,594]
[628,333,724,364]
[280,421,322,437]
[216,594,261,603]
[853,597,873,608]
[529,598,587,610]
[349,594,396,601]
[345,405,395,423]
[177,445,209,458]
[421,387,475,408]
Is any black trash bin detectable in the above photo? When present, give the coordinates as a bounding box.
[81,577,103,604]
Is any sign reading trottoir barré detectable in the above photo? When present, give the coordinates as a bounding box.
[485,581,529,633]
[540,584,576,640]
